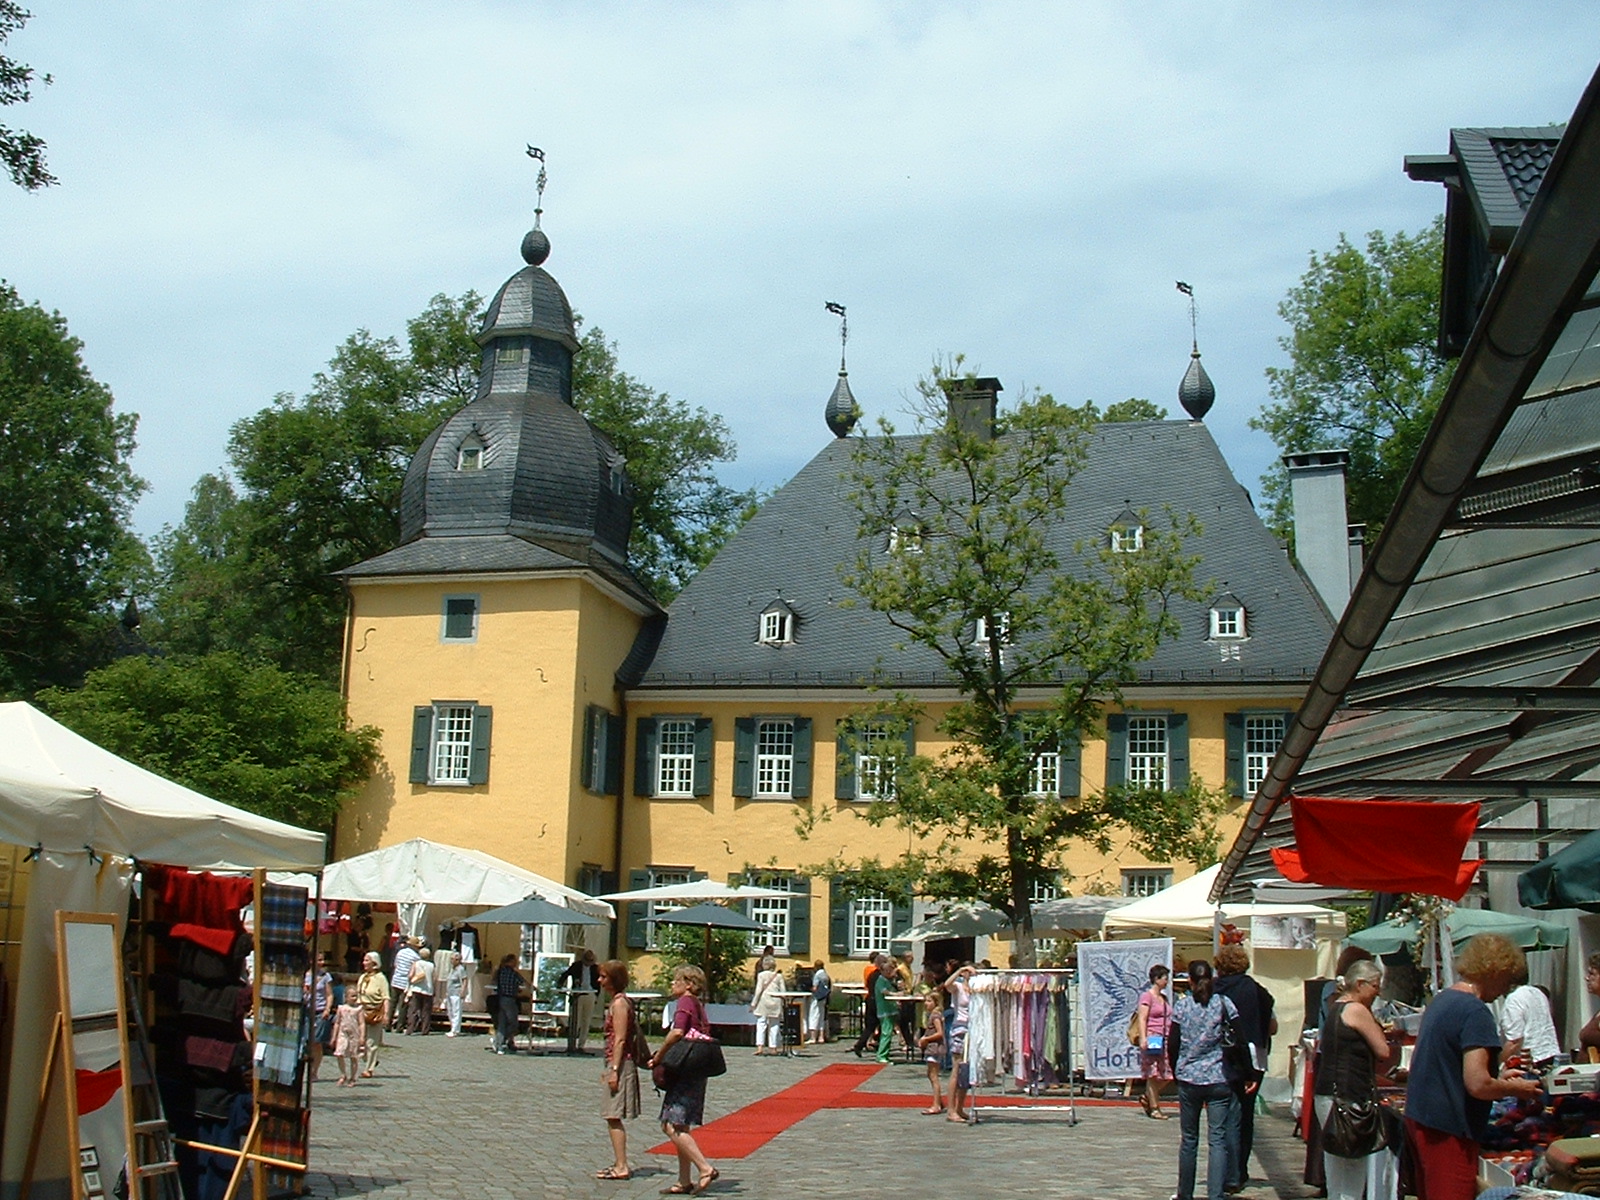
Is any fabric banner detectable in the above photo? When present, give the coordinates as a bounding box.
[1076,937,1171,1080]
[1271,797,1482,900]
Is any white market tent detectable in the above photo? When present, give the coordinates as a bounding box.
[0,701,327,1200]
[1102,864,1345,1099]
[317,837,614,937]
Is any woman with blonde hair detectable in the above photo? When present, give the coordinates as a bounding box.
[648,965,719,1194]
[750,954,785,1055]
[354,951,388,1078]
[1314,959,1395,1200]
[1404,933,1542,1200]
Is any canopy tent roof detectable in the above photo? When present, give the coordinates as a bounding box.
[0,701,324,870]
[598,879,788,902]
[1105,866,1344,939]
[1216,67,1600,900]
[322,838,613,919]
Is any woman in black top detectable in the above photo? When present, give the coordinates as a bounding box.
[1313,960,1394,1200]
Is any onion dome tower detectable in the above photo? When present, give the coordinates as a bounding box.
[1175,280,1215,421]
[823,300,860,437]
[392,153,636,570]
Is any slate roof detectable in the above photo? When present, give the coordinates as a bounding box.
[1451,125,1564,251]
[635,420,1333,689]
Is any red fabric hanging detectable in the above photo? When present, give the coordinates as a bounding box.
[1270,796,1483,900]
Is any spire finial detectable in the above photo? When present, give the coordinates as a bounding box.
[825,301,848,373]
[823,301,859,437]
[526,145,548,230]
[1175,281,1215,420]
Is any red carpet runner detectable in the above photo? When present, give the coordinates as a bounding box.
[649,1063,1139,1158]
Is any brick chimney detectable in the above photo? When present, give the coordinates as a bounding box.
[1284,450,1353,616]
[940,377,1003,441]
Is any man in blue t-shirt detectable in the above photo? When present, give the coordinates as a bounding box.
[1403,934,1542,1200]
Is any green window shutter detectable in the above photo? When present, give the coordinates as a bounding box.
[792,717,813,799]
[409,706,432,783]
[692,717,713,796]
[580,706,597,791]
[835,722,856,800]
[890,898,914,947]
[603,712,623,795]
[1224,712,1245,798]
[729,871,747,919]
[733,717,755,797]
[625,869,651,948]
[900,720,916,756]
[633,718,657,797]
[1168,712,1189,788]
[788,876,812,958]
[1106,714,1128,787]
[1059,735,1081,798]
[828,877,851,955]
[468,706,493,785]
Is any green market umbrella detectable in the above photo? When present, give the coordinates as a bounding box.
[1347,907,1568,955]
[1519,828,1600,914]
[472,894,609,926]
[649,902,768,982]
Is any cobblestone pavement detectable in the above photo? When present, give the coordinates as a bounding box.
[302,1032,1322,1200]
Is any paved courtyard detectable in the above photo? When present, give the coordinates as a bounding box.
[302,1032,1321,1200]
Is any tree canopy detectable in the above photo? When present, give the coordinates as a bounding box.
[812,364,1224,966]
[37,652,380,830]
[152,293,752,677]
[1251,219,1454,539]
[0,283,146,695]
[1,3,54,190]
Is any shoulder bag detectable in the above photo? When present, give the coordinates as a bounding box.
[1320,1002,1390,1159]
[1220,998,1254,1078]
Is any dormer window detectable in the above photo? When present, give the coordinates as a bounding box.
[495,344,529,364]
[1109,507,1143,553]
[457,434,487,471]
[758,601,796,645]
[975,612,1010,645]
[608,455,626,495]
[1210,596,1246,640]
[888,519,924,554]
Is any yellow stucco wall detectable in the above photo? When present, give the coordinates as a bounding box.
[338,574,644,888]
[621,692,1302,967]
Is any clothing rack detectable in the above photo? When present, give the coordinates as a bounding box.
[961,969,1079,1126]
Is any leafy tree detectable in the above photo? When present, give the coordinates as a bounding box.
[1088,397,1168,422]
[1251,220,1454,539]
[0,283,146,695]
[648,921,752,1003]
[813,364,1225,967]
[36,652,380,830]
[153,294,752,676]
[0,3,52,189]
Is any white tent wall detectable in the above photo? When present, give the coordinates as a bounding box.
[0,851,133,1200]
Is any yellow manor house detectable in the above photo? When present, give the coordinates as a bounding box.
[335,222,1344,970]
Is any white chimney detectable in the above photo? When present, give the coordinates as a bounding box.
[1284,450,1353,616]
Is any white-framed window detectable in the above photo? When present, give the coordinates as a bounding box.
[1029,878,1060,956]
[759,609,791,644]
[975,612,1010,646]
[1122,869,1172,898]
[755,720,795,798]
[1210,605,1245,639]
[496,344,529,364]
[748,876,797,953]
[1126,715,1168,789]
[430,704,476,784]
[656,718,697,798]
[457,441,484,471]
[1111,524,1144,553]
[645,867,692,951]
[856,723,898,801]
[850,896,893,957]
[441,595,479,642]
[1244,714,1286,796]
[1028,748,1061,797]
[888,523,923,554]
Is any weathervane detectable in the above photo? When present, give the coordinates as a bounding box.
[1175,280,1199,353]
[526,145,547,230]
[825,301,848,372]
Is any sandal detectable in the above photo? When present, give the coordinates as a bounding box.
[1149,1109,1170,1119]
[662,1186,694,1196]
[693,1167,720,1194]
[595,1168,631,1180]
[921,1106,945,1115]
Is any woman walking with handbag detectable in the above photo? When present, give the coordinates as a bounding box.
[648,965,720,1194]
[1315,960,1396,1200]
[1135,963,1174,1119]
[750,955,784,1055]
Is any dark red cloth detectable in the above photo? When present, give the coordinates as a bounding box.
[170,923,240,957]
[1404,1116,1479,1200]
[145,864,253,929]
[1270,796,1483,900]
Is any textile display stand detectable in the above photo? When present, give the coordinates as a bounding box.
[961,969,1078,1126]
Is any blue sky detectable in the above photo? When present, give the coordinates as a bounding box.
[3,2,1598,538]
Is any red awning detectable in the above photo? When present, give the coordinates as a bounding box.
[1269,796,1483,900]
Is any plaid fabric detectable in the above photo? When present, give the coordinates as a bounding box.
[259,883,308,949]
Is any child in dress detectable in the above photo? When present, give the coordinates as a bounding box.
[917,990,947,1114]
[332,974,365,1087]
